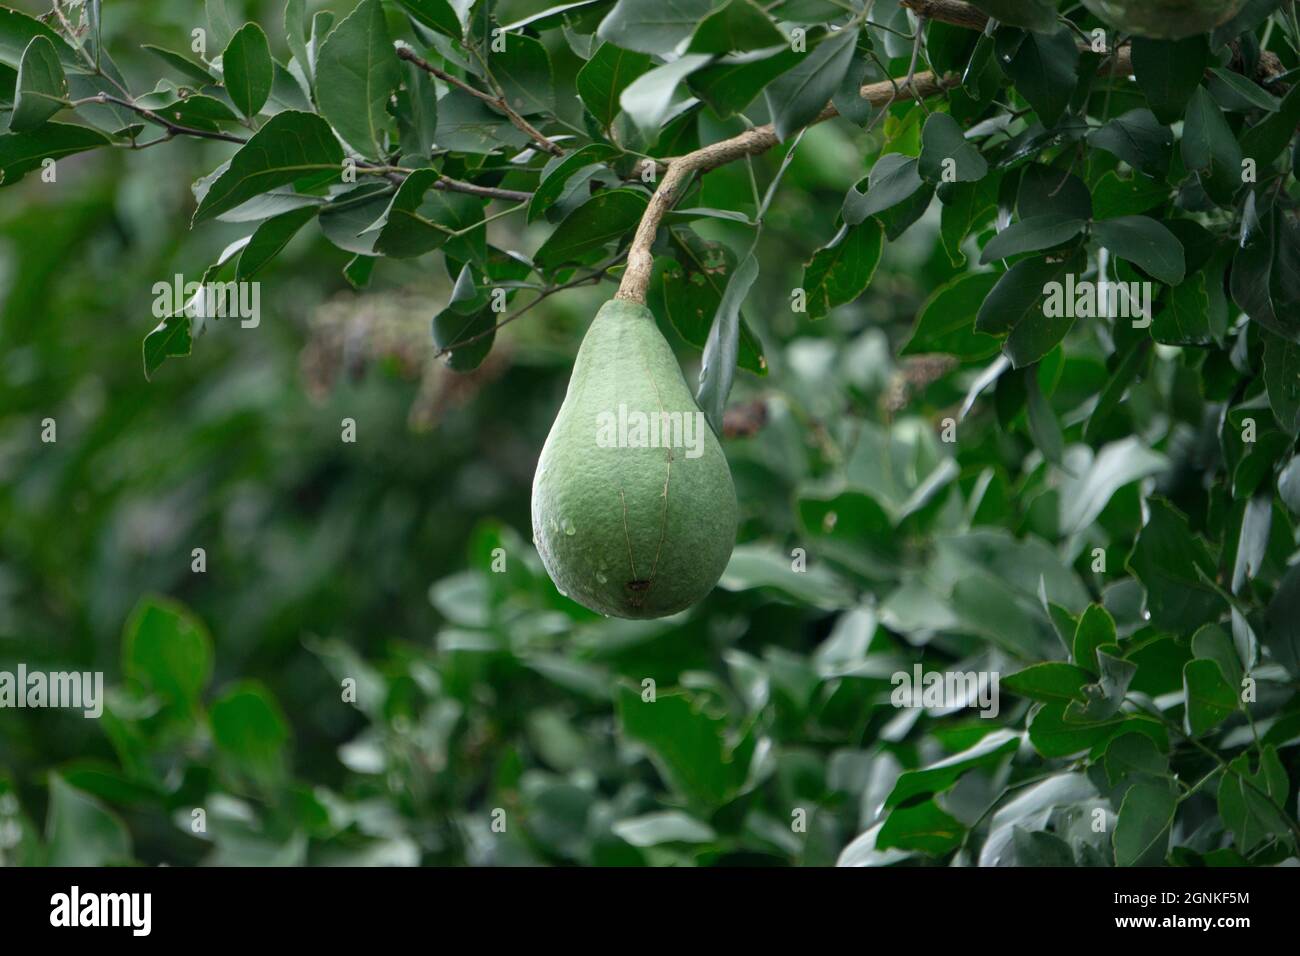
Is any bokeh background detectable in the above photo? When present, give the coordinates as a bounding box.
[0,0,963,866]
[6,0,1290,868]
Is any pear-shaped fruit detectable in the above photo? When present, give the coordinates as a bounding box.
[1080,0,1243,39]
[531,298,738,619]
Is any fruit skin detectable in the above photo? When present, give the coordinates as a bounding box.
[531,298,738,619]
[1081,0,1243,39]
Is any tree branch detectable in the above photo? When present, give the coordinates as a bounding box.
[615,70,957,304]
[900,0,989,30]
[80,93,532,202]
[397,44,564,157]
[85,93,249,144]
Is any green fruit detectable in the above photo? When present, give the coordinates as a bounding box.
[1080,0,1243,38]
[531,298,738,619]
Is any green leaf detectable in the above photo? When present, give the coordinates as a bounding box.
[494,33,554,117]
[0,122,110,187]
[1183,659,1238,735]
[1131,35,1208,125]
[876,798,964,855]
[1017,164,1091,220]
[978,251,1085,367]
[394,0,462,38]
[764,26,857,141]
[1073,604,1117,675]
[205,0,239,51]
[1264,563,1300,678]
[1091,170,1170,220]
[612,811,716,846]
[938,175,999,267]
[1151,271,1212,344]
[979,214,1085,263]
[687,0,784,53]
[1241,85,1300,167]
[1011,827,1077,865]
[142,312,192,379]
[1065,648,1137,722]
[1004,662,1091,702]
[432,263,496,371]
[1126,497,1225,634]
[1025,363,1064,465]
[236,205,318,279]
[800,220,883,319]
[1262,330,1300,433]
[1087,108,1172,176]
[577,42,651,128]
[141,44,216,84]
[689,45,802,118]
[903,270,1002,359]
[534,188,647,271]
[374,168,454,258]
[616,684,745,808]
[1083,341,1150,442]
[1113,780,1177,866]
[1182,86,1244,203]
[222,22,273,119]
[620,54,710,136]
[0,6,80,72]
[1104,732,1168,788]
[318,182,391,255]
[1218,746,1293,853]
[192,111,342,224]
[1208,67,1280,113]
[718,543,855,609]
[649,229,766,374]
[9,35,67,132]
[966,0,1057,32]
[885,730,1019,808]
[1028,702,1164,758]
[529,144,619,222]
[697,238,757,435]
[919,111,988,184]
[122,596,214,715]
[45,775,132,866]
[843,154,924,224]
[1002,27,1078,127]
[434,88,531,153]
[397,61,439,157]
[1092,216,1185,285]
[597,0,719,55]
[1278,455,1300,516]
[210,682,291,782]
[315,0,399,160]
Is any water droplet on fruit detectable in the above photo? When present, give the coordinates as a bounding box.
[563,518,576,535]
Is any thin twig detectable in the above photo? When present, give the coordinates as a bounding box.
[397,45,563,157]
[81,93,249,144]
[433,256,624,359]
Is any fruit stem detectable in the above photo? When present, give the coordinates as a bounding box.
[615,69,958,304]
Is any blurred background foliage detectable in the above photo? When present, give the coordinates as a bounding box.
[1,0,1299,867]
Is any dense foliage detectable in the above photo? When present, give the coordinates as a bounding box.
[2,0,1300,867]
